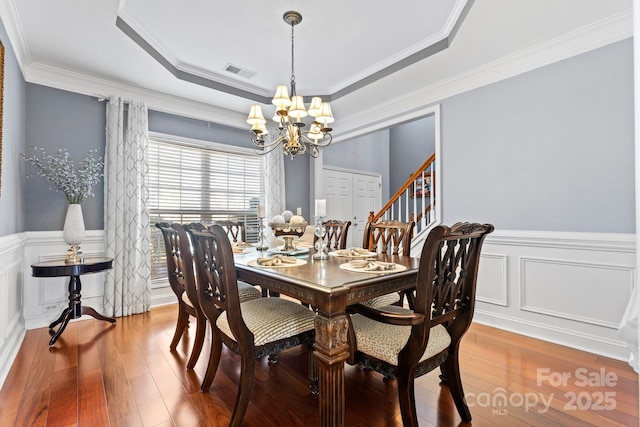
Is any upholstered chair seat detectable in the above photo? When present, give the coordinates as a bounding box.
[216,297,315,349]
[237,282,263,303]
[359,293,401,308]
[350,305,451,368]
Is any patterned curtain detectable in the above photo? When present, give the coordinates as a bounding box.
[103,98,151,317]
[264,149,286,219]
[264,149,286,243]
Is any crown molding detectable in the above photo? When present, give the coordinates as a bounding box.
[0,0,31,76]
[334,8,633,140]
[24,61,247,128]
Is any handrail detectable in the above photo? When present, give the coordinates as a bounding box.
[368,152,436,223]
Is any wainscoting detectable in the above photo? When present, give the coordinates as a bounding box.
[474,230,635,361]
[0,233,27,387]
[0,229,635,389]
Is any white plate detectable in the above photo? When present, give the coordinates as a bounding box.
[232,242,254,248]
[339,262,406,274]
[329,249,377,259]
[268,247,310,256]
[232,247,253,254]
[247,258,308,268]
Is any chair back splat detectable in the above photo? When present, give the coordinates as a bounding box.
[347,222,494,426]
[363,219,415,256]
[314,219,351,251]
[214,220,246,244]
[360,219,416,308]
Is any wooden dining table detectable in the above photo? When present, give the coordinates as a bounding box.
[233,248,420,427]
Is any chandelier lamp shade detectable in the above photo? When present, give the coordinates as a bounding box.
[247,11,334,159]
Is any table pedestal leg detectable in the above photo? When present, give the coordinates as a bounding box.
[81,306,116,324]
[48,308,73,347]
[313,312,349,427]
[48,275,115,347]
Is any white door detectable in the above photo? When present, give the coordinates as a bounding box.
[324,168,381,248]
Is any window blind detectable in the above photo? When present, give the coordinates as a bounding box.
[149,138,264,280]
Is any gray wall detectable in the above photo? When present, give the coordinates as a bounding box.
[0,18,26,237]
[148,110,252,149]
[326,39,634,234]
[441,39,634,233]
[389,115,436,194]
[23,84,105,231]
[323,129,391,201]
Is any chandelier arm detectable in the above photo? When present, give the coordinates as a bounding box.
[251,132,287,150]
[300,132,333,148]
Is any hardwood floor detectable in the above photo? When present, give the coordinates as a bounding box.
[0,304,637,426]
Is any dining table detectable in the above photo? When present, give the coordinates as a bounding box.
[233,247,420,427]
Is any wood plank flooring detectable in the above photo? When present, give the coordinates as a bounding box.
[0,304,637,426]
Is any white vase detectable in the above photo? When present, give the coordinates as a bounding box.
[63,204,85,246]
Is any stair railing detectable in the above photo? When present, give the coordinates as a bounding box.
[368,153,436,237]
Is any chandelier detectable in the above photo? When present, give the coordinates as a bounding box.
[246,11,334,159]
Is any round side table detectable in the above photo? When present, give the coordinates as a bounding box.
[31,256,116,347]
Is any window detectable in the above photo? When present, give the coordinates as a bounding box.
[148,134,264,280]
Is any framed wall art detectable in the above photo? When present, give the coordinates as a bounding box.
[410,172,432,198]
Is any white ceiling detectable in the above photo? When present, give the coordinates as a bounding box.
[1,0,633,133]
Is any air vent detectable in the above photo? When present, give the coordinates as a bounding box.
[223,63,257,79]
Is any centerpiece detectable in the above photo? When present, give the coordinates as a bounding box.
[21,146,104,262]
[269,210,307,252]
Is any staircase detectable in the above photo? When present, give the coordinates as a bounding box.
[367,153,437,250]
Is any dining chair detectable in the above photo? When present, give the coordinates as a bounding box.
[314,219,351,251]
[185,224,316,426]
[214,219,246,244]
[212,220,273,298]
[155,222,206,370]
[156,222,262,370]
[347,222,493,426]
[360,219,416,308]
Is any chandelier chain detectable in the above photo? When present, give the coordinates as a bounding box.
[290,19,296,94]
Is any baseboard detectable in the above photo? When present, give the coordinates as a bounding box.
[0,315,26,388]
[473,310,630,362]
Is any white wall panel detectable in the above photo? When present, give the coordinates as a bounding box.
[476,253,508,306]
[0,233,27,389]
[520,257,634,328]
